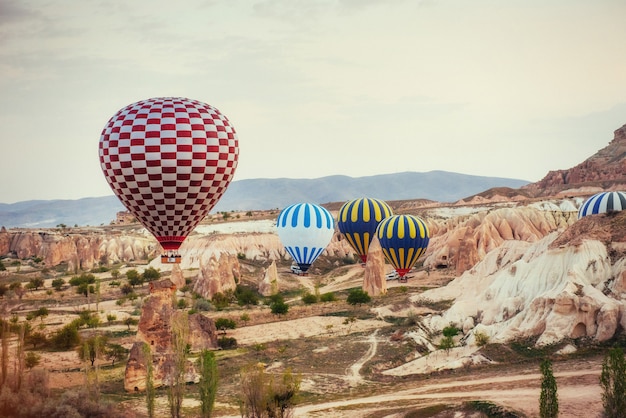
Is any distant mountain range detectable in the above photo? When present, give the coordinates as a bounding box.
[0,171,529,228]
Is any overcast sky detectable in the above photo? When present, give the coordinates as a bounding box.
[1,0,625,204]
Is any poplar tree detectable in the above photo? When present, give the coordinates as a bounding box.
[539,357,558,418]
[600,346,626,418]
[199,350,218,418]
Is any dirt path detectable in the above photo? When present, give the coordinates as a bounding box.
[345,329,379,387]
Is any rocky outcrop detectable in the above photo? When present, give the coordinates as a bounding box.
[258,260,279,296]
[362,236,386,296]
[0,227,156,271]
[125,278,218,392]
[193,253,240,300]
[523,124,626,196]
[413,212,626,347]
[423,205,578,274]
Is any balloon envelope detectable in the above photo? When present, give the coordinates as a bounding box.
[276,203,335,272]
[337,198,393,263]
[376,214,430,277]
[578,191,626,219]
[99,97,239,251]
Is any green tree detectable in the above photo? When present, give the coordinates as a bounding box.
[143,343,156,418]
[24,351,40,370]
[126,269,143,287]
[346,288,371,306]
[168,312,189,418]
[142,266,161,282]
[51,278,65,291]
[26,331,47,349]
[601,346,626,417]
[78,334,108,367]
[69,273,96,287]
[52,323,81,349]
[27,277,44,291]
[105,343,128,366]
[198,350,218,418]
[124,317,139,331]
[539,358,558,418]
[215,318,236,334]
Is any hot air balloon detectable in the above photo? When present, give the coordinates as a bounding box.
[376,214,430,281]
[337,198,393,264]
[98,97,239,263]
[276,203,335,274]
[578,191,626,219]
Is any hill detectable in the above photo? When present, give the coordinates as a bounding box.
[0,171,528,228]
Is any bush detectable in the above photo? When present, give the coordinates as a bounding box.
[236,285,260,307]
[320,292,336,302]
[217,336,238,350]
[51,323,80,349]
[346,289,371,306]
[301,292,318,305]
[194,298,212,312]
[51,278,65,291]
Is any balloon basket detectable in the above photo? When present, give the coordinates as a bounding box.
[161,253,182,264]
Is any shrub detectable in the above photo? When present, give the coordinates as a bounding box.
[194,298,212,312]
[217,336,238,350]
[475,331,490,347]
[51,323,80,349]
[301,292,318,305]
[51,278,65,291]
[346,289,371,306]
[320,292,336,302]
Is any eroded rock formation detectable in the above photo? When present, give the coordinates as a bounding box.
[193,253,240,300]
[124,278,218,392]
[362,236,386,296]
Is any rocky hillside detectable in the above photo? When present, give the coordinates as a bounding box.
[524,123,626,196]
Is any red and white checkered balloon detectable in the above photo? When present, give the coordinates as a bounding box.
[99,97,239,251]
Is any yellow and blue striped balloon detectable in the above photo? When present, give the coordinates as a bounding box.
[337,198,393,263]
[376,214,430,277]
[276,203,335,273]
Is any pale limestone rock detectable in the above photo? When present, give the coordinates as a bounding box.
[362,235,386,296]
[169,264,185,289]
[193,253,240,300]
[126,278,217,392]
[259,260,279,296]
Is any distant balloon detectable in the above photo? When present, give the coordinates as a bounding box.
[98,97,239,260]
[337,198,393,263]
[276,203,335,273]
[376,214,430,277]
[578,191,626,219]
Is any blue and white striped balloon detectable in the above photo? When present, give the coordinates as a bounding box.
[276,203,335,273]
[578,191,626,219]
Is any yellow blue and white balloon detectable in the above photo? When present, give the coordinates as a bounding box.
[376,214,430,278]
